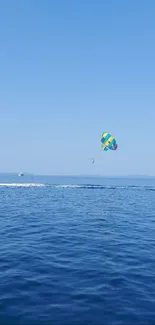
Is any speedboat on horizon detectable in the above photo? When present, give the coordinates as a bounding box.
[18,172,24,176]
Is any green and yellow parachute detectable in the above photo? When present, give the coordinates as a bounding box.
[100,132,118,151]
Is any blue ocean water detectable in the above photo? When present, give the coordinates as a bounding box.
[0,174,155,325]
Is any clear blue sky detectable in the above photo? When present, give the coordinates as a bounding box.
[0,0,155,175]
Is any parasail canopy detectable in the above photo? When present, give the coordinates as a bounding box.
[100,132,118,151]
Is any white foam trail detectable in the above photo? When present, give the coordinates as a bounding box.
[0,183,152,190]
[0,183,45,187]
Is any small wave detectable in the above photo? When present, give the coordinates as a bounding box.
[145,188,155,192]
[55,184,109,189]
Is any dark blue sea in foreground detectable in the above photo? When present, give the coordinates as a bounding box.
[0,174,155,324]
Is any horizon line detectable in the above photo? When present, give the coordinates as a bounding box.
[0,172,155,178]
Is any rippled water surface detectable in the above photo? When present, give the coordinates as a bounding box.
[0,174,155,324]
